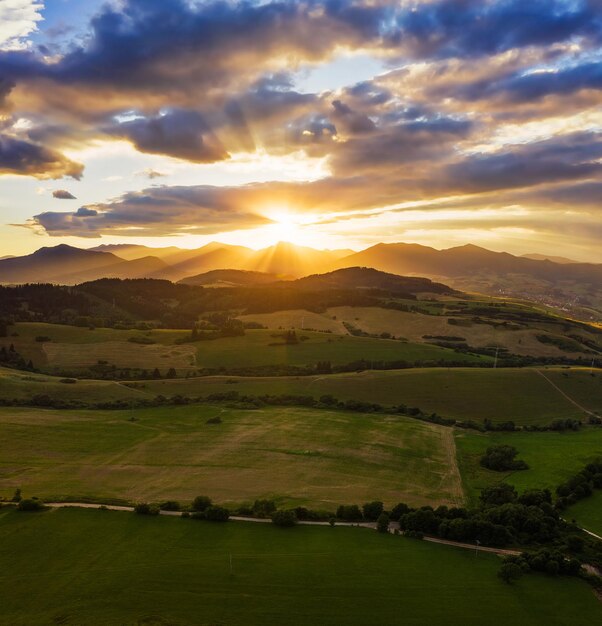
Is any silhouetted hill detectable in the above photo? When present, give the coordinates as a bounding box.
[286,267,456,295]
[338,243,602,283]
[0,245,168,285]
[179,269,280,286]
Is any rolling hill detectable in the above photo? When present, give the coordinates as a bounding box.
[0,245,169,284]
[2,242,602,318]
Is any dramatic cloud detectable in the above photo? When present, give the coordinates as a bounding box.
[2,0,602,256]
[445,131,602,192]
[31,184,273,237]
[52,189,77,199]
[0,134,83,179]
[105,109,228,162]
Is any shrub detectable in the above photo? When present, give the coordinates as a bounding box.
[134,502,159,516]
[17,498,44,512]
[253,499,277,518]
[336,504,363,522]
[191,495,212,512]
[376,512,390,533]
[272,509,298,527]
[498,562,524,584]
[159,500,180,511]
[204,506,230,522]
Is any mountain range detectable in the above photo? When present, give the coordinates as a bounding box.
[1,241,601,316]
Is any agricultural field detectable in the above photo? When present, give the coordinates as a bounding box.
[0,507,600,626]
[455,428,602,505]
[3,365,602,427]
[1,323,488,374]
[0,404,462,508]
[239,302,602,358]
[147,367,602,426]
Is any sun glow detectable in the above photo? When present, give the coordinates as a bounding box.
[261,209,314,247]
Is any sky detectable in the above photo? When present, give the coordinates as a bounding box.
[0,0,602,261]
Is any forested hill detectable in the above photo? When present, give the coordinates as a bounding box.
[0,268,456,329]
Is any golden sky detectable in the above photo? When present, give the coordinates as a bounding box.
[1,0,602,262]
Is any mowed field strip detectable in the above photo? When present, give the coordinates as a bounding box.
[1,508,600,626]
[0,405,464,508]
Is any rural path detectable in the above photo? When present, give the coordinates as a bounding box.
[534,369,599,418]
[43,502,524,557]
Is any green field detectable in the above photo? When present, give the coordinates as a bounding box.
[566,491,602,537]
[455,428,602,504]
[0,404,462,508]
[3,365,602,426]
[1,323,489,373]
[140,367,602,425]
[0,508,599,626]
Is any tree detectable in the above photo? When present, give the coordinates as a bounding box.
[376,512,390,533]
[253,499,277,518]
[166,367,177,379]
[390,502,410,521]
[480,445,528,472]
[17,498,44,512]
[192,495,212,512]
[11,488,22,503]
[480,483,517,507]
[134,502,159,515]
[498,562,524,584]
[204,506,230,522]
[152,367,161,379]
[272,510,298,527]
[362,501,384,521]
[336,504,363,521]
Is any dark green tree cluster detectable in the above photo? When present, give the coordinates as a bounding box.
[555,460,602,510]
[480,445,529,472]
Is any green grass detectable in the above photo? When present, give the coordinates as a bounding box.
[0,508,599,626]
[4,365,602,426]
[146,367,602,425]
[566,491,602,537]
[2,323,489,373]
[455,428,602,505]
[0,404,462,509]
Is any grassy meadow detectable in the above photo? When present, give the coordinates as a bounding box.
[0,507,600,626]
[239,303,601,358]
[0,404,462,508]
[455,427,602,505]
[3,365,601,427]
[566,491,602,537]
[143,367,602,425]
[1,323,489,374]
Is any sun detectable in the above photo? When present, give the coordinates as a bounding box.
[263,209,309,247]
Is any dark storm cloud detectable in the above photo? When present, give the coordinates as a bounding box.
[0,134,83,179]
[52,189,77,199]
